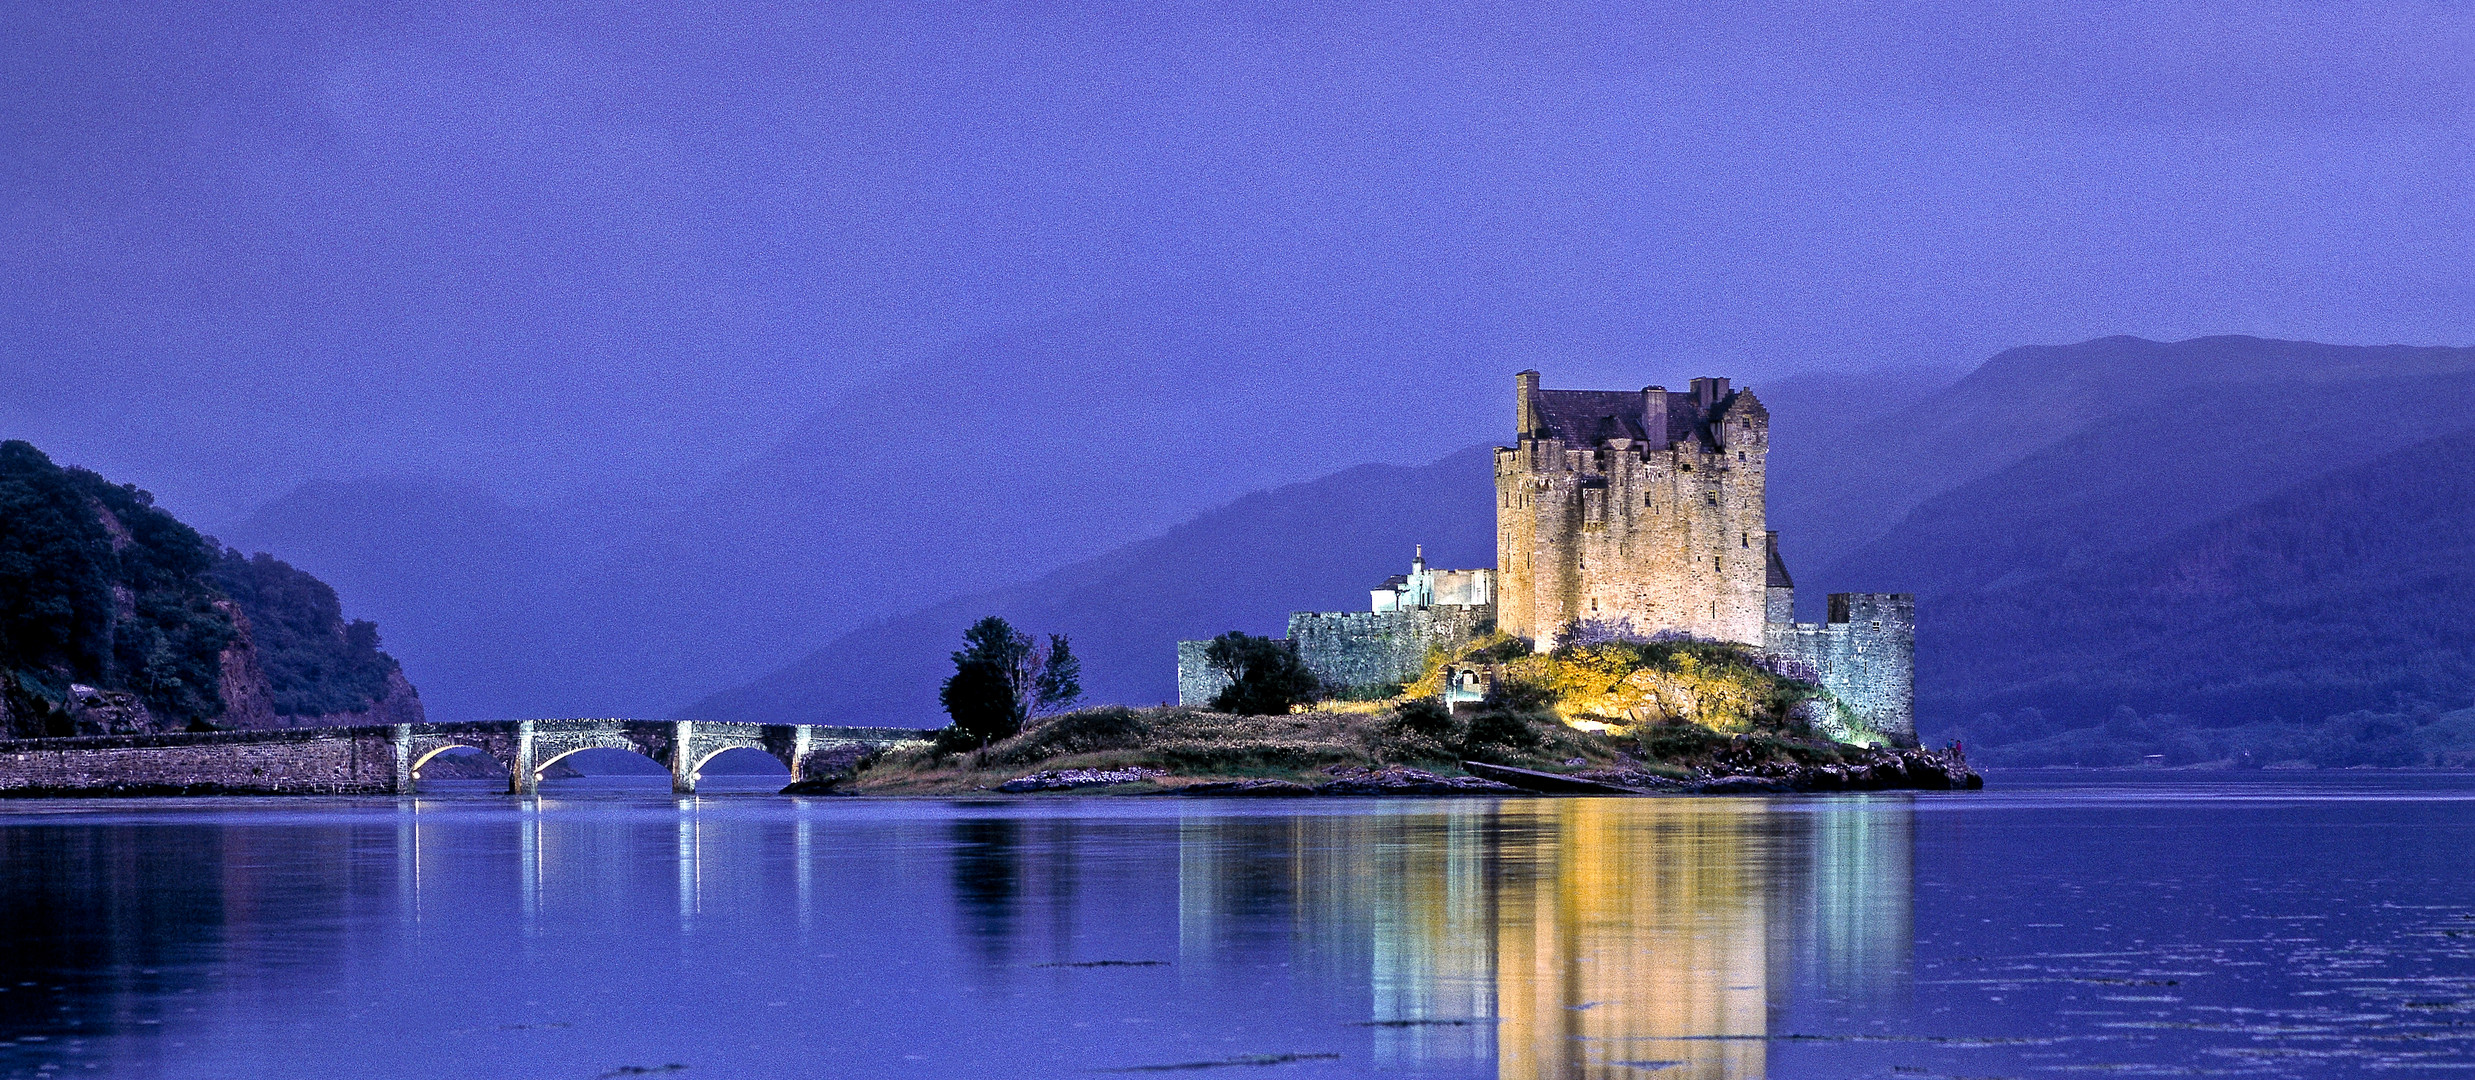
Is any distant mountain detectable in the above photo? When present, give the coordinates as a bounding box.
[1783,336,2475,586]
[226,306,1509,720]
[1931,427,2475,765]
[685,445,1500,726]
[1822,368,2475,601]
[579,310,1502,714]
[216,477,597,722]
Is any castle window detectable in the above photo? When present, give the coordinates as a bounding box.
[1705,492,1717,507]
[1871,621,1881,632]
[1737,451,1745,462]
[1741,533,1749,547]
[1713,557,1721,571]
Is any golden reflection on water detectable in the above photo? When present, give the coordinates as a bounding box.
[1177,798,1914,1080]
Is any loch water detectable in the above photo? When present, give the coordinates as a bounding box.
[2,772,2472,1079]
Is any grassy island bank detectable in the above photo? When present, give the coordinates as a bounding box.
[828,636,1978,796]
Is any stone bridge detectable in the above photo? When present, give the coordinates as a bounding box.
[0,719,936,796]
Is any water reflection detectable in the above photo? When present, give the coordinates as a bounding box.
[1163,798,1917,1080]
[10,777,2475,1079]
[950,816,1025,964]
[0,793,1921,1079]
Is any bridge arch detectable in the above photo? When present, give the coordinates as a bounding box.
[387,720,932,795]
[532,744,670,780]
[686,745,792,785]
[408,743,511,779]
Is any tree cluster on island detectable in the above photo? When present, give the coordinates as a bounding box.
[937,615,1082,748]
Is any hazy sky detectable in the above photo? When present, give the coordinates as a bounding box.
[5,0,2469,524]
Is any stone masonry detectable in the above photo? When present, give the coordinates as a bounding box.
[1286,605,1490,695]
[1496,373,1771,650]
[0,720,933,796]
[1179,551,1497,704]
[1501,372,1916,745]
[1764,592,1918,746]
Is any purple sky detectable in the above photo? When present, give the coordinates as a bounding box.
[5,0,2469,524]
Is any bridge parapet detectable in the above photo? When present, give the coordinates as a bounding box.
[2,720,934,797]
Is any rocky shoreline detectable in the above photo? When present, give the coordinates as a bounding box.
[798,745,1982,797]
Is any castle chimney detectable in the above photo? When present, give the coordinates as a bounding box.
[1516,370,1541,438]
[1641,386,1667,448]
[1692,376,1729,411]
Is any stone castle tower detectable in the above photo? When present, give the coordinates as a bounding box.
[1496,371,1771,649]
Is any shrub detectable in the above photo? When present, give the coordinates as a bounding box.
[980,706,1155,766]
[1204,632,1322,715]
[1390,698,1456,740]
[1638,719,1730,762]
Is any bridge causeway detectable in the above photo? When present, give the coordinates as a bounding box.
[0,719,934,796]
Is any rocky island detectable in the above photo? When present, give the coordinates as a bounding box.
[820,632,1978,797]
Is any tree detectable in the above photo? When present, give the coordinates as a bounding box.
[1204,631,1322,715]
[940,619,1084,744]
[942,616,1035,743]
[939,655,1020,745]
[1035,634,1083,714]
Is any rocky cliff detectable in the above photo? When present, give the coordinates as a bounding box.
[2,440,420,737]
[209,602,424,730]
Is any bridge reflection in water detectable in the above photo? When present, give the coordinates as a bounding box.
[1175,799,1913,1080]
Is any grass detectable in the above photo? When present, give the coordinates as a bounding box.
[849,704,1619,794]
[854,637,1879,795]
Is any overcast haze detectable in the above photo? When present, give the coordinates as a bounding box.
[6,0,2468,528]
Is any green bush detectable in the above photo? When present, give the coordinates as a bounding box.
[1638,719,1730,762]
[1205,631,1322,715]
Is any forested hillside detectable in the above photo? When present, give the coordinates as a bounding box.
[0,441,231,731]
[209,550,403,720]
[1929,428,2475,765]
[0,441,416,737]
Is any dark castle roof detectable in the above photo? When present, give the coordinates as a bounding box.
[1534,388,1707,447]
[1766,536,1793,589]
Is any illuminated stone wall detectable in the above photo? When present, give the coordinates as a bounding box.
[1175,607,1490,704]
[1286,606,1490,694]
[1764,593,1917,745]
[1496,373,1771,650]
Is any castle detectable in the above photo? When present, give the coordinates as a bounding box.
[1179,371,1916,744]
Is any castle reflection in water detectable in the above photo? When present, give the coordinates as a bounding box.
[1171,800,1913,1080]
